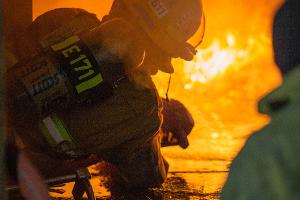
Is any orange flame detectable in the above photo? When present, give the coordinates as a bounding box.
[183,30,274,89]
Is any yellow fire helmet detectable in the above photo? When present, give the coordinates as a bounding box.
[119,0,205,62]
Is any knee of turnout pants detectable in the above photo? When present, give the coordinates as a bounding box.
[111,133,169,189]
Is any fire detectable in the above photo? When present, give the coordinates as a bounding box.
[184,33,246,88]
[183,31,273,89]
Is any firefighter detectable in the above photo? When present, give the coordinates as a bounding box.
[8,0,205,190]
[221,1,300,199]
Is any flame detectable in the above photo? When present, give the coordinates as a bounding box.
[184,34,245,88]
[183,31,272,89]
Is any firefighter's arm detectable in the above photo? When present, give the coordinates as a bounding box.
[161,99,195,149]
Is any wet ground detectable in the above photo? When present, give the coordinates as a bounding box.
[48,161,229,200]
[6,135,238,200]
[47,134,243,200]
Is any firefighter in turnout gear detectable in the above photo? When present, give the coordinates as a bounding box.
[7,0,205,190]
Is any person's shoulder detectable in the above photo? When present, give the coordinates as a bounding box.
[275,1,300,18]
[244,66,300,156]
[258,66,300,114]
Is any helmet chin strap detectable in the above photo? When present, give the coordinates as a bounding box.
[177,43,197,61]
[165,73,172,102]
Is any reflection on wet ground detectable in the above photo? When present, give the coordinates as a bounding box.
[48,137,234,200]
[49,162,229,200]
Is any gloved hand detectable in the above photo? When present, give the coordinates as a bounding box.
[161,99,195,149]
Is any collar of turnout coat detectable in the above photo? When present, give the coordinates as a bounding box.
[258,65,300,115]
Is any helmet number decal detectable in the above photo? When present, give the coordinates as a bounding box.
[148,0,168,18]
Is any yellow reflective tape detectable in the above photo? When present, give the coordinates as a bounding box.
[79,69,94,80]
[39,122,57,147]
[39,114,75,148]
[51,114,73,143]
[74,59,92,72]
[75,73,104,94]
[51,35,80,51]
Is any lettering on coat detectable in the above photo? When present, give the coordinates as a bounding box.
[51,35,103,94]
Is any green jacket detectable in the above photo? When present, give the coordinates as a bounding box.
[221,66,300,200]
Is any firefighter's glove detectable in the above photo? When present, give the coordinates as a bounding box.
[161,99,194,149]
